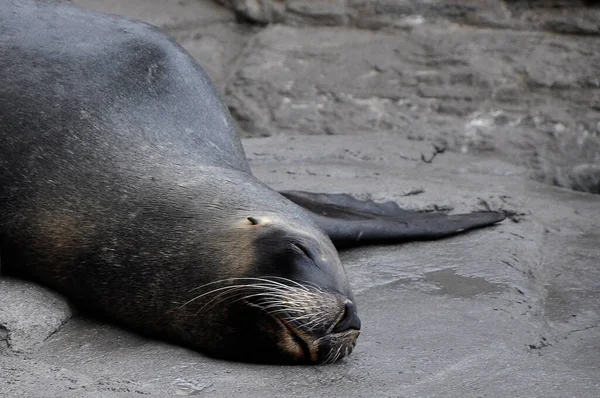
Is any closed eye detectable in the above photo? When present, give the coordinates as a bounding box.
[291,243,312,259]
[290,242,325,271]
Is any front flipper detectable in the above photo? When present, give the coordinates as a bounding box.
[280,190,505,248]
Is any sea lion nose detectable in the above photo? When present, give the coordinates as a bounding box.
[332,301,361,333]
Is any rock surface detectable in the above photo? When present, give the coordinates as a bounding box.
[0,279,72,353]
[217,1,600,195]
[1,0,599,397]
[216,0,600,36]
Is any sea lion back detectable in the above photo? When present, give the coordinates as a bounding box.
[0,0,249,175]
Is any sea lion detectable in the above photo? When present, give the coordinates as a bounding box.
[0,0,504,364]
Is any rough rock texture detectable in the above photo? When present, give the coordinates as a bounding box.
[0,279,72,352]
[214,0,600,34]
[215,1,600,195]
[1,0,600,397]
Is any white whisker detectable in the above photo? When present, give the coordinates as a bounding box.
[181,281,296,309]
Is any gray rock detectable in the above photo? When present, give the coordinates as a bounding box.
[74,0,234,29]
[223,22,600,192]
[215,0,600,35]
[215,0,286,24]
[0,278,72,352]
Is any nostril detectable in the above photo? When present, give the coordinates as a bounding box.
[332,301,361,333]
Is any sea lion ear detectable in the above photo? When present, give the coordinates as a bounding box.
[246,216,272,226]
[279,190,505,249]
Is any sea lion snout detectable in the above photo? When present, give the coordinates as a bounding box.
[332,300,361,333]
[260,288,360,364]
[234,213,359,363]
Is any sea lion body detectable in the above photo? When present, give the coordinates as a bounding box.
[0,0,356,363]
[0,0,503,364]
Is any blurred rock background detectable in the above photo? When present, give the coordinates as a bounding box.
[75,0,600,194]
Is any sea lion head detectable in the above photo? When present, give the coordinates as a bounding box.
[239,214,359,364]
[172,180,360,364]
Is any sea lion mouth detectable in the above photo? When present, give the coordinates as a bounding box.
[315,331,359,364]
[267,305,361,364]
[270,312,360,364]
[278,318,318,363]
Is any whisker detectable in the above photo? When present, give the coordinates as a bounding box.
[187,276,303,293]
[182,284,278,309]
[181,276,342,348]
[181,281,299,309]
[228,292,296,308]
[179,284,247,309]
[195,285,291,312]
[196,288,258,313]
[331,345,343,364]
[299,314,327,331]
[265,276,311,292]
